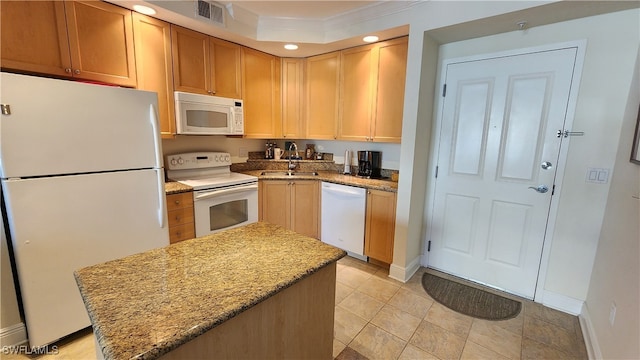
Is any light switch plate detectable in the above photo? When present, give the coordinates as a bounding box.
[586,168,609,184]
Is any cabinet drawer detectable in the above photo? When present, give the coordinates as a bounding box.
[166,192,193,211]
[169,223,195,244]
[168,207,194,227]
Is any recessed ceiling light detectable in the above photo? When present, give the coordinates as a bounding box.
[284,44,299,50]
[133,5,156,15]
[363,35,379,43]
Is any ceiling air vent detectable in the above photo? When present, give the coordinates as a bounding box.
[196,0,225,26]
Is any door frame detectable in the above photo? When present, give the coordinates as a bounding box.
[422,40,587,303]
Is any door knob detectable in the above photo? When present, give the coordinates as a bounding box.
[528,185,549,193]
[541,161,553,170]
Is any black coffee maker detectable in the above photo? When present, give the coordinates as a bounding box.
[357,151,382,178]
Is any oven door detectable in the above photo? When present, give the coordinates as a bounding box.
[193,183,258,237]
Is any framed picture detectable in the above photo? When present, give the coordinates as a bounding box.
[632,105,640,164]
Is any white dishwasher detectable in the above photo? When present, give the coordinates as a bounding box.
[321,182,367,260]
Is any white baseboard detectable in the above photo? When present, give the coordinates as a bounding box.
[389,255,421,282]
[541,290,584,315]
[579,303,602,360]
[0,322,27,347]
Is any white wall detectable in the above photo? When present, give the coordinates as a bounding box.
[162,136,402,169]
[583,47,640,359]
[428,9,640,304]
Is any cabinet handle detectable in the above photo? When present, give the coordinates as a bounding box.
[65,68,72,73]
[175,200,181,205]
[74,69,80,75]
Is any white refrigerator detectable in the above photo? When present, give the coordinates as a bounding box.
[0,73,170,347]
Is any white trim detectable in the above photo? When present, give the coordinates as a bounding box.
[0,322,27,347]
[579,303,602,360]
[541,289,584,315]
[422,40,588,304]
[389,255,421,283]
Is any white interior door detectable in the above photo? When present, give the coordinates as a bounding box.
[429,48,578,299]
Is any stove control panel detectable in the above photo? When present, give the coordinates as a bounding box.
[166,152,231,170]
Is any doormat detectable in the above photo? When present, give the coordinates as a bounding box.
[421,272,521,321]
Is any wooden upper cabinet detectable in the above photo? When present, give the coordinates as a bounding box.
[132,13,175,138]
[305,52,340,140]
[371,37,408,143]
[171,25,210,95]
[65,1,137,87]
[210,38,243,99]
[339,44,376,141]
[338,37,407,143]
[1,1,71,76]
[1,1,137,87]
[281,58,305,139]
[242,47,281,138]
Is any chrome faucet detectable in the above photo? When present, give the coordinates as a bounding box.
[288,142,298,172]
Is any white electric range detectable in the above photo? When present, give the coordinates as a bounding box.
[166,152,258,237]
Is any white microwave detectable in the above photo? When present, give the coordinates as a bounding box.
[175,91,244,135]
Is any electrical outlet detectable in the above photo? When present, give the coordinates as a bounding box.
[609,302,617,326]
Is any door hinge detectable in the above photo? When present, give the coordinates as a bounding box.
[552,184,556,196]
[427,240,431,252]
[435,166,439,178]
[442,84,447,97]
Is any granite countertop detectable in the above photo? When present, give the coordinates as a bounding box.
[74,222,346,360]
[243,170,398,193]
[164,181,192,195]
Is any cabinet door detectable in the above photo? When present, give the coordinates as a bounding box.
[339,45,376,141]
[371,37,408,143]
[364,189,397,263]
[305,52,340,140]
[210,37,243,99]
[171,25,211,95]
[132,13,175,138]
[1,1,71,77]
[260,180,291,229]
[282,58,305,139]
[65,1,137,87]
[290,181,319,239]
[243,47,282,138]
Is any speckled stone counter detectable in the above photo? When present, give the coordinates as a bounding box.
[164,181,192,195]
[241,170,398,193]
[74,222,346,360]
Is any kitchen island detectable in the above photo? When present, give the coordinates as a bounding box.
[74,222,345,360]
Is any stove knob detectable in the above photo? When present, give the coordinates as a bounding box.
[225,155,230,162]
[215,155,219,162]
[177,157,184,165]
[170,158,177,166]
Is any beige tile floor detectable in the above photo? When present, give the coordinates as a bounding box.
[2,256,587,360]
[334,256,588,360]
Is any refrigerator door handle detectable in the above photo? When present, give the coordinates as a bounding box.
[156,169,166,228]
[149,104,163,168]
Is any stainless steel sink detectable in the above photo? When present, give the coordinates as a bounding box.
[260,171,319,176]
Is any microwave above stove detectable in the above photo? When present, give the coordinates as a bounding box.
[175,91,244,135]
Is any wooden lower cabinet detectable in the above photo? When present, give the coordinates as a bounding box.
[364,189,397,264]
[166,192,195,244]
[259,180,319,239]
